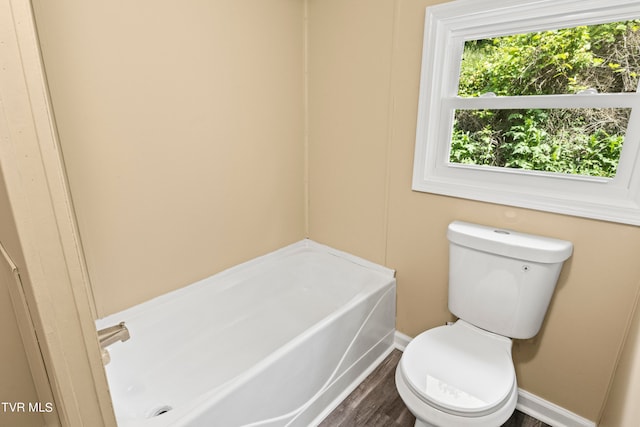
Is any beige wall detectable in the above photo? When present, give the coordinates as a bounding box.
[0,170,44,427]
[307,0,396,264]
[307,0,640,423]
[600,285,640,426]
[32,0,306,317]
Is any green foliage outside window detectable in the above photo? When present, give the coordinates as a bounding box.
[451,20,640,177]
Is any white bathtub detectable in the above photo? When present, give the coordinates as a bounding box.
[96,239,396,427]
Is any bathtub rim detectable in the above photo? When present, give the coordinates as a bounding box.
[96,238,395,327]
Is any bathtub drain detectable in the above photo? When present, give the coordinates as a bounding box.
[150,405,173,417]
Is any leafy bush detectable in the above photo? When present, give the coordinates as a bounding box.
[451,20,640,177]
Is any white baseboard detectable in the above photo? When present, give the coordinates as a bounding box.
[517,388,596,427]
[394,330,412,351]
[393,331,596,427]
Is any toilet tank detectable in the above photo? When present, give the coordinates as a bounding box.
[447,221,573,339]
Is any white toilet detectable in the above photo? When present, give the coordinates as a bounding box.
[396,221,573,427]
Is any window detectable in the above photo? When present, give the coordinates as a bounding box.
[412,0,640,225]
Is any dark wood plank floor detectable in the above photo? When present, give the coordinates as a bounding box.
[319,349,550,427]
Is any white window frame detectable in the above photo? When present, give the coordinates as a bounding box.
[412,0,640,225]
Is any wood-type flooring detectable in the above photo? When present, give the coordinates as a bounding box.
[318,349,550,427]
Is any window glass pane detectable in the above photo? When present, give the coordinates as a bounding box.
[450,108,630,177]
[458,20,640,96]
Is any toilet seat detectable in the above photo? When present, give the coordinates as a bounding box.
[399,320,515,418]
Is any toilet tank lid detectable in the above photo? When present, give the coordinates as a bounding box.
[447,221,573,263]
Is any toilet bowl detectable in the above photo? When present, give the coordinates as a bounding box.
[395,320,518,427]
[395,221,572,427]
